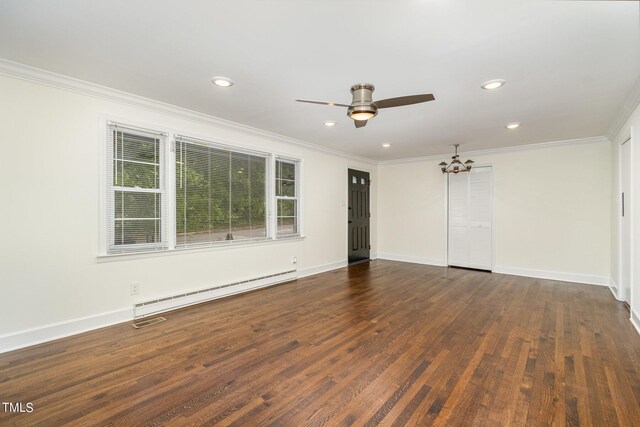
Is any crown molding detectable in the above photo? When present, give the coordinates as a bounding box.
[607,73,640,141]
[378,136,609,166]
[0,58,618,168]
[0,58,377,165]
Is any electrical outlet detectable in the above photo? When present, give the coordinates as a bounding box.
[130,281,140,296]
[291,256,297,265]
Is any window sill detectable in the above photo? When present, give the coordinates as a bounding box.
[97,235,305,263]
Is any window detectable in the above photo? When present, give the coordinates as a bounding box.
[103,122,301,255]
[106,124,167,254]
[175,137,267,247]
[275,159,300,238]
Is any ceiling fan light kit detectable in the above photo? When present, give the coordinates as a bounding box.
[439,144,474,174]
[296,83,435,128]
[347,83,378,123]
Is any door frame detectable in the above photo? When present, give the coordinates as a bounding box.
[345,165,374,262]
[617,134,632,302]
[632,125,638,323]
[442,164,495,270]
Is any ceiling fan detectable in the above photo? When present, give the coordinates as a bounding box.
[296,83,435,128]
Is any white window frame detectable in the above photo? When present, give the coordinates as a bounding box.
[100,120,303,257]
[173,134,272,249]
[105,122,168,254]
[274,156,302,239]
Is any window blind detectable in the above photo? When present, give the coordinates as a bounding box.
[106,124,167,254]
[175,137,268,247]
[275,159,300,238]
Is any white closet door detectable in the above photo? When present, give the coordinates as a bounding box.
[448,173,469,267]
[448,167,492,270]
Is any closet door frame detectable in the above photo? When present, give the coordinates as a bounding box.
[443,164,495,271]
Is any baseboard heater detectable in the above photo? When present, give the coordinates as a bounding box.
[133,270,297,320]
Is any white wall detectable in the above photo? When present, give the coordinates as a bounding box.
[0,74,377,346]
[378,141,612,283]
[377,161,446,265]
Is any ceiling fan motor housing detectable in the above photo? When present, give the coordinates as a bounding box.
[348,83,378,120]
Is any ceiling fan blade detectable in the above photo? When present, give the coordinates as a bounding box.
[373,94,435,109]
[295,99,350,108]
[354,120,367,128]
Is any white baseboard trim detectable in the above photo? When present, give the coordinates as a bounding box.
[607,278,632,302]
[493,266,610,287]
[631,309,640,337]
[0,261,351,354]
[298,260,348,278]
[608,277,623,301]
[619,286,631,303]
[0,307,132,354]
[377,252,446,267]
[377,257,609,286]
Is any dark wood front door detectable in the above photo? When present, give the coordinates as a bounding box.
[348,169,370,264]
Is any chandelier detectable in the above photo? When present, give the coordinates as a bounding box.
[438,144,474,174]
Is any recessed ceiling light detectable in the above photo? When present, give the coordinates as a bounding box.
[324,121,336,127]
[211,76,234,87]
[382,143,392,148]
[505,122,521,129]
[481,79,506,90]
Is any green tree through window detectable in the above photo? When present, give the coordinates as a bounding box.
[176,139,266,246]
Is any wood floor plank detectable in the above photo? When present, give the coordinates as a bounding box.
[1,260,639,426]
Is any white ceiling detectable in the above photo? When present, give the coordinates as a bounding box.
[0,0,638,160]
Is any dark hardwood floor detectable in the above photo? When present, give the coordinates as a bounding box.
[1,260,640,426]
